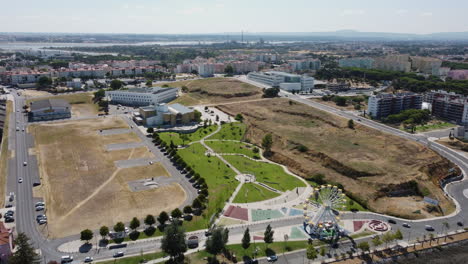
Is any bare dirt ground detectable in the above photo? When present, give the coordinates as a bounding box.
[167,77,263,106]
[218,98,455,219]
[21,89,53,98]
[30,117,185,238]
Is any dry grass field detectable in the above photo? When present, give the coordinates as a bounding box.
[218,98,456,219]
[20,89,52,98]
[27,92,100,117]
[30,117,185,238]
[166,77,263,105]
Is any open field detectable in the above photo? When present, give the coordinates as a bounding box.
[20,89,52,98]
[224,155,306,192]
[312,95,368,111]
[27,92,100,117]
[413,120,456,133]
[218,98,456,218]
[205,140,259,159]
[233,183,281,203]
[177,143,238,230]
[30,117,184,238]
[207,122,246,140]
[166,78,263,106]
[0,101,12,207]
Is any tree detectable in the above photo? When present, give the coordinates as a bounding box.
[334,96,347,106]
[319,246,326,257]
[242,228,251,250]
[262,134,273,154]
[306,244,318,262]
[235,113,244,122]
[99,226,109,240]
[147,127,154,134]
[130,217,141,231]
[161,221,187,261]
[36,76,52,89]
[183,206,193,215]
[171,208,182,219]
[357,241,370,254]
[8,233,40,264]
[224,65,234,76]
[348,119,355,129]
[194,110,202,122]
[110,79,123,90]
[114,222,125,233]
[263,224,274,245]
[181,86,189,93]
[158,211,169,226]
[94,89,105,101]
[263,87,280,98]
[206,227,229,257]
[80,229,94,243]
[372,235,382,248]
[146,80,153,87]
[394,229,403,240]
[144,214,156,227]
[192,198,203,209]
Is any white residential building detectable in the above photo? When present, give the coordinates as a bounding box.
[105,87,178,106]
[247,71,314,92]
[197,63,215,77]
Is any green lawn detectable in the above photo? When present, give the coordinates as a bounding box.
[414,122,456,132]
[97,252,167,264]
[205,140,259,159]
[208,122,246,141]
[178,143,239,231]
[159,125,217,146]
[233,183,281,203]
[224,155,306,192]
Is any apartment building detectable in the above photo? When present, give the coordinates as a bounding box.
[374,55,412,72]
[425,90,468,124]
[338,57,375,69]
[368,93,423,119]
[288,59,321,71]
[247,71,315,92]
[105,87,178,106]
[411,56,442,76]
[197,63,215,77]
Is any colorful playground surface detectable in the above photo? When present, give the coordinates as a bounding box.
[251,209,284,221]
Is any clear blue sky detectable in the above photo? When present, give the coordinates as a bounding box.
[1,0,467,34]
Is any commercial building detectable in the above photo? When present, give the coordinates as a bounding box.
[367,93,423,119]
[135,103,195,127]
[105,87,178,106]
[338,57,374,69]
[247,71,314,92]
[425,90,468,124]
[29,99,71,121]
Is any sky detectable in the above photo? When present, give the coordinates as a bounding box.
[1,0,467,34]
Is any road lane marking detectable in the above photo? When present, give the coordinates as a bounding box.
[463,189,468,199]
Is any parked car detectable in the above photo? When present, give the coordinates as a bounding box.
[113,252,124,258]
[84,256,94,262]
[402,223,411,228]
[267,255,278,262]
[4,217,14,223]
[187,236,199,248]
[23,161,27,166]
[18,178,23,183]
[457,221,464,227]
[35,206,45,211]
[388,219,396,224]
[35,202,45,207]
[36,214,47,221]
[38,219,47,225]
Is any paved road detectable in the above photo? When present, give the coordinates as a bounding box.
[6,87,468,263]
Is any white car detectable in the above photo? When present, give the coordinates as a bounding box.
[35,206,45,211]
[402,223,411,228]
[35,202,45,207]
[61,255,73,263]
[23,161,27,166]
[38,219,47,225]
[84,256,94,262]
[18,178,23,183]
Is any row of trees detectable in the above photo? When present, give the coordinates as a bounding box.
[384,109,431,133]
